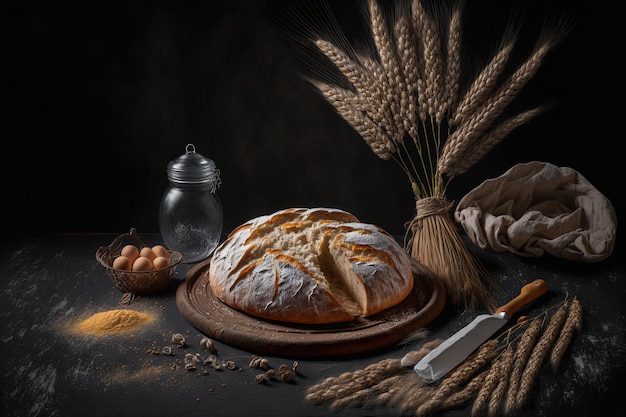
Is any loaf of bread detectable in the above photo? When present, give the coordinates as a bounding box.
[208,208,414,324]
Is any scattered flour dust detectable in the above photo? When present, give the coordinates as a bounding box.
[569,320,626,393]
[63,308,180,387]
[108,365,165,384]
[71,309,156,336]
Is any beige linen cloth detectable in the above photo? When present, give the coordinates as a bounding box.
[455,161,617,262]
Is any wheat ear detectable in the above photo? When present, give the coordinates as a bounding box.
[444,368,489,411]
[471,345,513,417]
[411,0,443,124]
[445,105,548,177]
[368,0,408,141]
[313,36,402,149]
[395,379,436,414]
[369,374,410,407]
[438,39,554,177]
[417,339,498,416]
[313,39,368,96]
[375,374,414,407]
[510,301,569,413]
[311,80,394,159]
[443,0,463,118]
[304,358,402,404]
[361,52,405,144]
[451,39,515,127]
[410,0,428,122]
[330,373,404,410]
[487,344,515,417]
[550,297,583,369]
[312,38,399,157]
[393,0,419,138]
[505,317,543,413]
[361,1,405,145]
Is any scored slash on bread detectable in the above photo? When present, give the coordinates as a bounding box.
[209,208,415,324]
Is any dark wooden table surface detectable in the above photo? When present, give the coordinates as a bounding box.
[1,232,624,417]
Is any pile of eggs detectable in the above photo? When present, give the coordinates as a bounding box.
[112,244,171,271]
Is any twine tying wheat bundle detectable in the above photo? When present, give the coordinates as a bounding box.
[301,0,570,311]
[406,196,493,310]
[305,296,583,416]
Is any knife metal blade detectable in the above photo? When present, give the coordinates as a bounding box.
[414,279,547,383]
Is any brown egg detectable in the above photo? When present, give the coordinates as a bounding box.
[153,256,170,270]
[139,246,157,262]
[121,245,140,264]
[112,255,132,271]
[132,256,154,271]
[152,245,169,259]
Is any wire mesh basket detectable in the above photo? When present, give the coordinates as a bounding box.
[96,228,182,294]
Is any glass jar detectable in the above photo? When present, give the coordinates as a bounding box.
[159,144,223,263]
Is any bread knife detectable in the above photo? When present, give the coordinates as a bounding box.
[414,279,548,383]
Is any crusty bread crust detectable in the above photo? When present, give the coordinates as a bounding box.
[209,208,414,324]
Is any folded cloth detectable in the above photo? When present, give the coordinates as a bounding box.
[455,161,617,262]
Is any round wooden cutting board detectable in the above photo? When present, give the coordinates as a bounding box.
[176,258,446,357]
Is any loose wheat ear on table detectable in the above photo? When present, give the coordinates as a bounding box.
[285,0,571,312]
[305,296,583,417]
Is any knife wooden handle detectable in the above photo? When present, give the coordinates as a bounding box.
[494,279,547,317]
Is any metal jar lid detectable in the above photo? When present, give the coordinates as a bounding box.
[166,143,221,191]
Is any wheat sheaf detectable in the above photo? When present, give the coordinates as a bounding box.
[293,0,570,311]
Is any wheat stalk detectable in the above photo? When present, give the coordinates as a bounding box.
[409,0,430,123]
[313,39,369,96]
[511,301,569,412]
[505,316,543,412]
[393,0,420,138]
[451,39,515,127]
[471,345,513,416]
[550,297,583,369]
[487,345,515,417]
[305,298,582,415]
[307,0,569,193]
[309,337,444,412]
[362,53,407,145]
[395,380,436,414]
[368,0,408,140]
[443,0,463,117]
[438,42,553,177]
[311,80,395,160]
[375,378,410,407]
[367,374,408,406]
[443,369,489,411]
[305,357,403,405]
[312,40,400,159]
[407,197,497,311]
[330,373,405,410]
[446,105,549,177]
[417,339,498,416]
[302,0,569,311]
[414,0,443,125]
[439,24,567,177]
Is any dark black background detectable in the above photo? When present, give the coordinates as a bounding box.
[2,0,619,239]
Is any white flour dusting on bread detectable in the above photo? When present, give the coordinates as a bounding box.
[209,208,414,324]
